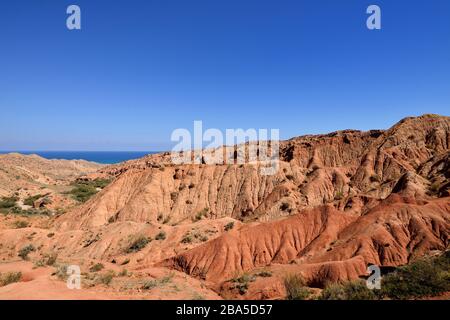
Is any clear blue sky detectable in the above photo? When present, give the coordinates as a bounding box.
[0,0,449,151]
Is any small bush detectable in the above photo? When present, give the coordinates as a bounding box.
[0,271,22,287]
[231,274,256,295]
[192,208,209,222]
[36,252,58,267]
[257,270,272,278]
[280,202,290,211]
[181,233,193,244]
[284,274,311,300]
[429,182,441,195]
[13,220,30,229]
[155,231,166,241]
[89,263,104,273]
[319,280,377,300]
[24,194,43,206]
[96,271,115,286]
[53,264,69,280]
[18,244,35,260]
[142,273,174,290]
[224,222,235,231]
[126,235,151,253]
[0,196,18,209]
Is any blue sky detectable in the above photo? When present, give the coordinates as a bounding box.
[0,0,449,151]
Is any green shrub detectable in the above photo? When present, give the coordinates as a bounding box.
[429,182,441,195]
[319,280,377,300]
[36,252,58,267]
[13,220,30,229]
[96,271,115,286]
[381,253,450,299]
[192,208,209,222]
[224,222,235,231]
[142,273,174,290]
[67,184,98,203]
[257,270,272,278]
[0,196,18,209]
[231,274,257,295]
[181,233,193,244]
[53,264,69,280]
[24,194,43,206]
[155,231,166,241]
[126,235,151,253]
[18,244,35,260]
[284,274,312,300]
[0,271,22,287]
[89,263,104,272]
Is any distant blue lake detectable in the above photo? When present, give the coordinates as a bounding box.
[0,151,159,164]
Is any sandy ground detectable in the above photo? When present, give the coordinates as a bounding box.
[0,261,221,300]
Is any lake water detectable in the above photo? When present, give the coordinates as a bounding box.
[0,151,158,164]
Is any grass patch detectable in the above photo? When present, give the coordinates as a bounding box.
[284,274,312,300]
[23,194,44,206]
[89,263,104,273]
[13,220,30,229]
[67,178,112,203]
[319,280,377,300]
[0,272,22,287]
[141,273,174,290]
[125,235,152,253]
[0,196,18,209]
[18,244,35,260]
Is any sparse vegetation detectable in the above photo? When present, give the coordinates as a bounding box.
[126,235,152,253]
[13,220,30,229]
[181,230,208,244]
[141,273,174,290]
[0,196,18,209]
[380,252,450,299]
[53,264,69,280]
[284,274,312,300]
[256,270,272,278]
[95,270,115,286]
[18,244,35,260]
[35,252,58,267]
[224,222,235,231]
[429,182,441,195]
[155,231,166,241]
[89,263,105,272]
[192,208,209,222]
[319,280,377,300]
[67,178,112,203]
[0,271,22,287]
[23,194,43,206]
[231,274,256,295]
